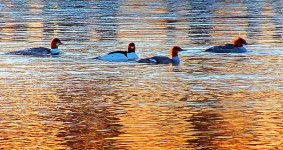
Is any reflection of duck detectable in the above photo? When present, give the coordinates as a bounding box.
[96,42,138,62]
[205,37,248,53]
[138,46,185,64]
[6,38,63,56]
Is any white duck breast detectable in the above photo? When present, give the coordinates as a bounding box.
[51,48,60,55]
[127,52,139,60]
[171,56,180,63]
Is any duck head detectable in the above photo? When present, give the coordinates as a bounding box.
[232,37,248,47]
[50,38,63,49]
[128,42,135,53]
[169,46,184,58]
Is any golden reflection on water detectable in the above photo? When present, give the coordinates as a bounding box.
[110,86,192,149]
[0,0,282,150]
[0,82,66,149]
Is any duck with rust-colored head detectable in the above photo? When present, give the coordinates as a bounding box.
[95,42,139,62]
[138,46,185,64]
[205,37,248,53]
[6,38,63,56]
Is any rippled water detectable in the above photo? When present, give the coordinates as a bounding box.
[0,1,282,149]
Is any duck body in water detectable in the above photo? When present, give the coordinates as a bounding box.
[137,46,185,64]
[95,42,138,62]
[205,37,248,53]
[6,38,63,56]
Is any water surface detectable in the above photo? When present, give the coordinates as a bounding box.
[0,1,282,149]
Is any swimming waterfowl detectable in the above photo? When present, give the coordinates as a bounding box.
[96,42,138,62]
[6,38,63,56]
[137,46,185,64]
[205,37,248,53]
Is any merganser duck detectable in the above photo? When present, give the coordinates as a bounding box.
[6,38,63,56]
[137,46,185,64]
[205,37,248,53]
[96,42,138,62]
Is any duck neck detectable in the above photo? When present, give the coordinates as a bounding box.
[128,48,135,53]
[169,48,178,58]
[51,48,60,55]
[172,56,180,63]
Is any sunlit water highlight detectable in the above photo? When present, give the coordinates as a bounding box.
[0,1,282,149]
